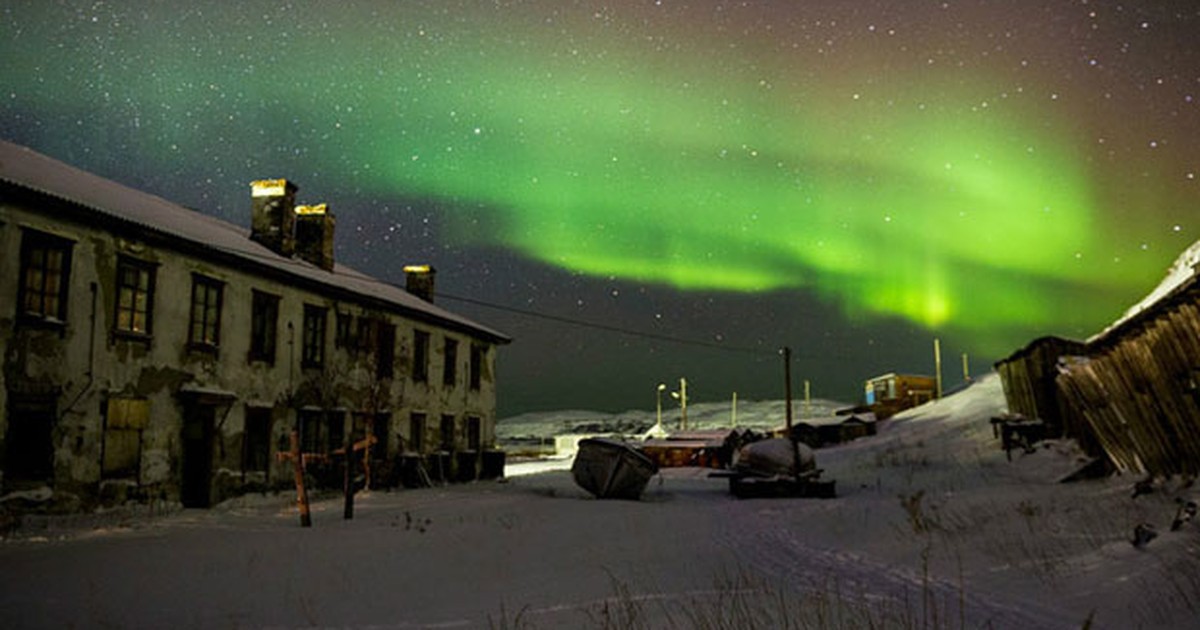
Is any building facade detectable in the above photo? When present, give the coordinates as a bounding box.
[0,141,510,510]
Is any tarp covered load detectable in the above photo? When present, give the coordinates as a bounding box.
[571,438,659,500]
[733,437,816,478]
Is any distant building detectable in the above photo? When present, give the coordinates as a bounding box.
[862,373,937,419]
[786,412,877,449]
[0,141,510,510]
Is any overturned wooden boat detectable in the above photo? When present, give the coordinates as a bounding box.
[571,438,659,500]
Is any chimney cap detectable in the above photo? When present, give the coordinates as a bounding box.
[251,179,295,197]
[295,203,329,215]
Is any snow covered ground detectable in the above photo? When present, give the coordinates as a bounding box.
[2,373,1198,629]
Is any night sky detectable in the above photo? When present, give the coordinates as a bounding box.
[2,1,1197,415]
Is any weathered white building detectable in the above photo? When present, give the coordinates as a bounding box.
[0,140,510,510]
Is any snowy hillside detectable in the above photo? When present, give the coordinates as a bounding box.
[497,396,850,440]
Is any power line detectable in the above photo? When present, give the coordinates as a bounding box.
[199,239,776,356]
[437,291,775,356]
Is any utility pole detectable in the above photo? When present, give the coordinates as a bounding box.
[783,346,798,475]
[681,377,688,430]
[934,338,943,399]
[731,391,738,428]
[962,353,971,383]
[804,379,812,418]
[672,377,688,431]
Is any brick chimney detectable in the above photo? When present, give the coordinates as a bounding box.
[294,203,336,271]
[404,265,436,302]
[250,179,297,257]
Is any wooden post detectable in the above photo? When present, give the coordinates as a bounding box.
[731,391,737,428]
[287,430,311,527]
[934,338,943,399]
[680,377,688,431]
[343,435,355,520]
[962,353,971,383]
[363,415,374,491]
[804,379,811,418]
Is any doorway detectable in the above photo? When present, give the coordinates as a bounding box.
[180,405,215,507]
[4,395,56,485]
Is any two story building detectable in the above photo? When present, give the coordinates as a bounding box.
[0,140,510,510]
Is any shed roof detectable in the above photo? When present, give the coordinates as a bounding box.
[0,140,509,344]
[1088,238,1200,345]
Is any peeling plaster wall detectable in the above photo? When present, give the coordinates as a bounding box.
[1,194,501,510]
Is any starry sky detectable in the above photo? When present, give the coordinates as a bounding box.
[2,1,1197,415]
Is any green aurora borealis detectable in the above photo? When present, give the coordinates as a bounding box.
[2,1,1198,402]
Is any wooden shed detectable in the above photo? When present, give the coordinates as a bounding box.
[640,429,745,469]
[996,239,1200,477]
[1054,241,1200,477]
[787,413,878,448]
[993,336,1094,451]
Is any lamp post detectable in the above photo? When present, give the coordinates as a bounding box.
[655,383,666,433]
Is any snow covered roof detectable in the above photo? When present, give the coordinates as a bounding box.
[0,140,509,344]
[1087,238,1200,344]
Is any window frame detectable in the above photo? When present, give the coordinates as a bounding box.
[16,228,73,326]
[187,273,224,351]
[113,256,157,338]
[469,344,485,391]
[412,329,430,383]
[248,290,280,365]
[301,304,328,369]
[443,338,459,387]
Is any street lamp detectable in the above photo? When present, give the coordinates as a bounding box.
[655,383,666,432]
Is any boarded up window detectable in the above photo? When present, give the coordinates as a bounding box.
[103,397,148,478]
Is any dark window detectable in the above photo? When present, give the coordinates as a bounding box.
[470,344,485,391]
[249,290,280,364]
[353,412,390,461]
[376,322,396,379]
[298,410,343,454]
[443,338,458,387]
[328,411,346,453]
[467,416,482,452]
[17,229,72,323]
[440,414,456,451]
[188,274,223,349]
[242,407,272,473]
[114,257,156,336]
[335,312,353,349]
[412,330,429,382]
[409,412,426,453]
[299,410,324,454]
[302,304,327,368]
[356,317,377,354]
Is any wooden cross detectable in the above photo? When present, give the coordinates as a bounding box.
[275,430,312,527]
